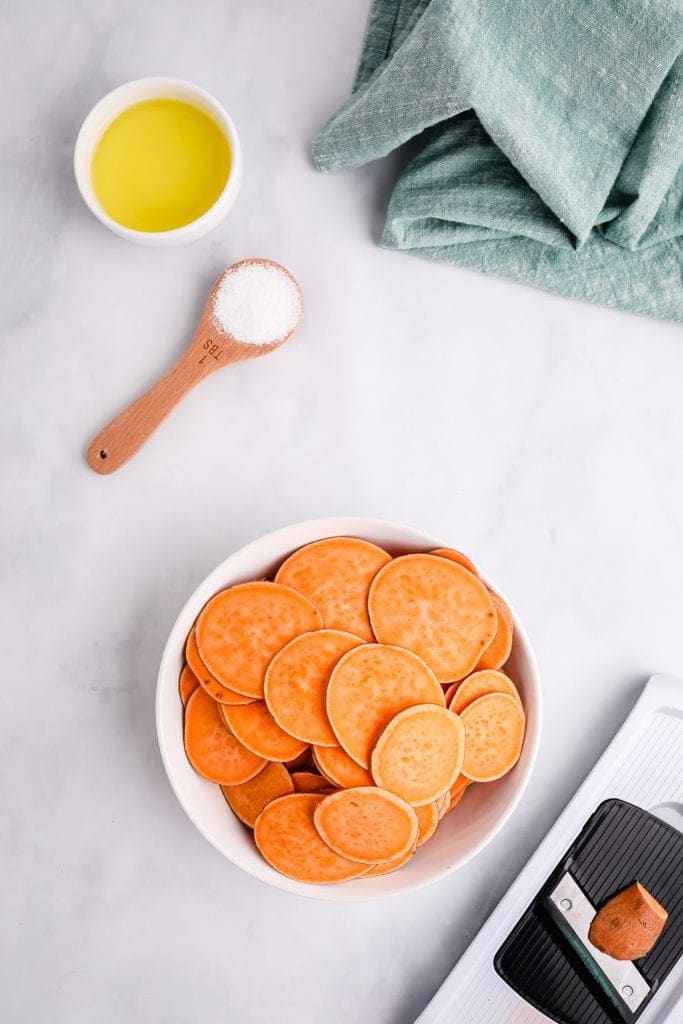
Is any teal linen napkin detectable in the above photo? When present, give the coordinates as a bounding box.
[314,0,683,322]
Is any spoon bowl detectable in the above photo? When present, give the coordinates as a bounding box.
[87,259,302,474]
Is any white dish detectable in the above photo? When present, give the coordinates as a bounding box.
[156,517,542,901]
[74,77,242,246]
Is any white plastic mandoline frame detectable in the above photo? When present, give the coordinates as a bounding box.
[414,674,683,1024]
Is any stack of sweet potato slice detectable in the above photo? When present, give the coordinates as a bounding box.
[179,537,526,884]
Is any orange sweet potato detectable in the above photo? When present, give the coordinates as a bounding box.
[443,682,459,705]
[221,762,293,828]
[447,786,467,813]
[368,554,497,681]
[221,701,309,763]
[415,801,440,845]
[444,772,471,814]
[447,774,470,806]
[185,630,254,705]
[460,692,525,782]
[290,772,333,793]
[184,688,265,785]
[313,745,374,789]
[589,882,668,960]
[254,793,367,883]
[326,644,444,768]
[285,748,312,771]
[314,787,418,864]
[179,664,200,706]
[265,629,364,746]
[275,536,391,641]
[365,846,416,876]
[448,669,521,715]
[430,548,478,575]
[475,591,514,671]
[371,704,465,806]
[195,581,323,698]
[435,792,450,818]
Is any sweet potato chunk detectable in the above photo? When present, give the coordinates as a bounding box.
[589,882,668,960]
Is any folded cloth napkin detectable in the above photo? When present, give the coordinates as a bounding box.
[314,0,683,322]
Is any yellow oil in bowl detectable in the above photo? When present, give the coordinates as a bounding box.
[91,98,231,232]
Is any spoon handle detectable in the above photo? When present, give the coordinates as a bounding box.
[86,349,215,474]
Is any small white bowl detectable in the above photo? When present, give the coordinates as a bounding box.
[74,77,242,246]
[156,517,541,901]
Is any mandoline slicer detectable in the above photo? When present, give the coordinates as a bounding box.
[414,674,683,1024]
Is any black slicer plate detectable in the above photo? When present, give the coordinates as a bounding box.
[494,799,682,1024]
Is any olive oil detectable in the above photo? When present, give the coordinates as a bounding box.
[91,98,231,232]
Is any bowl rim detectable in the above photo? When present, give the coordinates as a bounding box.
[73,76,242,245]
[156,516,542,901]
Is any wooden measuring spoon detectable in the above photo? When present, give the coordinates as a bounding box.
[87,258,302,474]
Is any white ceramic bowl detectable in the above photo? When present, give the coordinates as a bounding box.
[74,77,242,246]
[156,517,541,900]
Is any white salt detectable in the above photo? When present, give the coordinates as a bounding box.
[212,262,302,345]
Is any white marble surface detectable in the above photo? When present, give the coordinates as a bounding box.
[2,2,682,1022]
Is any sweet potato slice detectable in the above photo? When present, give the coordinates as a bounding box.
[430,548,478,576]
[184,688,265,785]
[291,772,332,793]
[275,536,391,641]
[195,581,323,698]
[435,792,450,818]
[447,773,470,806]
[449,669,521,715]
[368,554,497,681]
[589,882,668,960]
[475,591,514,671]
[447,786,467,813]
[365,846,415,876]
[326,644,444,768]
[221,701,309,762]
[415,801,440,845]
[443,682,459,705]
[179,664,200,706]
[265,629,364,746]
[254,793,367,884]
[185,630,254,705]
[314,787,418,864]
[285,748,312,771]
[313,745,374,788]
[430,549,513,670]
[221,762,293,827]
[460,692,525,781]
[371,704,465,806]
[445,772,471,813]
